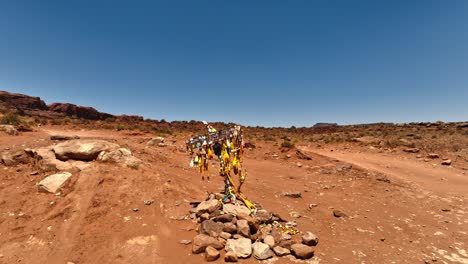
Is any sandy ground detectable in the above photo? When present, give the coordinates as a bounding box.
[0,127,467,264]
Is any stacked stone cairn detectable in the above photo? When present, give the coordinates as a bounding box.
[188,193,319,262]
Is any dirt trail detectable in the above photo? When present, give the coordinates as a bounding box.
[302,146,468,196]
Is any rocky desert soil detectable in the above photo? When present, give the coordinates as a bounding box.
[1,124,467,264]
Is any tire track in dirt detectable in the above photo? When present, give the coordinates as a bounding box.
[301,146,468,196]
[45,167,100,263]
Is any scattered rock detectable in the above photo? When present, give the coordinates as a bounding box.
[252,242,274,260]
[205,246,220,262]
[223,222,237,234]
[222,203,251,216]
[427,153,439,159]
[264,235,275,248]
[37,172,72,193]
[192,234,223,254]
[296,162,303,168]
[0,125,18,135]
[144,200,154,205]
[199,220,224,237]
[50,135,80,141]
[237,213,258,234]
[180,240,192,245]
[289,212,301,218]
[147,137,165,146]
[1,151,27,166]
[278,240,293,250]
[254,209,273,224]
[403,148,420,153]
[225,238,252,258]
[236,220,251,238]
[302,232,318,246]
[291,244,314,259]
[333,210,347,218]
[336,164,353,171]
[281,192,302,198]
[398,138,415,148]
[30,171,39,176]
[273,246,290,256]
[200,213,210,221]
[196,199,221,216]
[213,213,234,223]
[224,251,238,262]
[352,136,380,145]
[441,159,452,166]
[308,203,318,209]
[296,150,312,160]
[220,232,232,240]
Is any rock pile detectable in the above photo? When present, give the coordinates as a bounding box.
[186,194,319,262]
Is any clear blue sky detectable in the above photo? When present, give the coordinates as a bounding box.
[0,1,467,127]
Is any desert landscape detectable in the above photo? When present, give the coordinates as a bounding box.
[0,91,467,264]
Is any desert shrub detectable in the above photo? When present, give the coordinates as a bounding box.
[264,134,275,141]
[62,117,72,125]
[127,162,140,170]
[116,124,128,131]
[281,140,295,149]
[1,111,22,125]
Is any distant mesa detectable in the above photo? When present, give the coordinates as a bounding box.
[313,123,338,127]
[0,90,118,121]
[0,91,47,111]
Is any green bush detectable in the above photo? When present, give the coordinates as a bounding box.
[1,112,22,125]
[281,140,295,149]
[116,124,128,131]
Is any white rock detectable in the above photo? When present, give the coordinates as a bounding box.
[252,242,273,260]
[223,203,251,216]
[38,172,72,193]
[225,238,252,259]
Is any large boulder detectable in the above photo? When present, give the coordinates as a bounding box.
[225,238,252,259]
[1,151,28,166]
[222,203,251,216]
[97,148,141,168]
[252,242,273,260]
[38,172,72,193]
[192,234,223,254]
[0,125,18,135]
[53,139,119,161]
[32,147,73,171]
[291,244,314,259]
